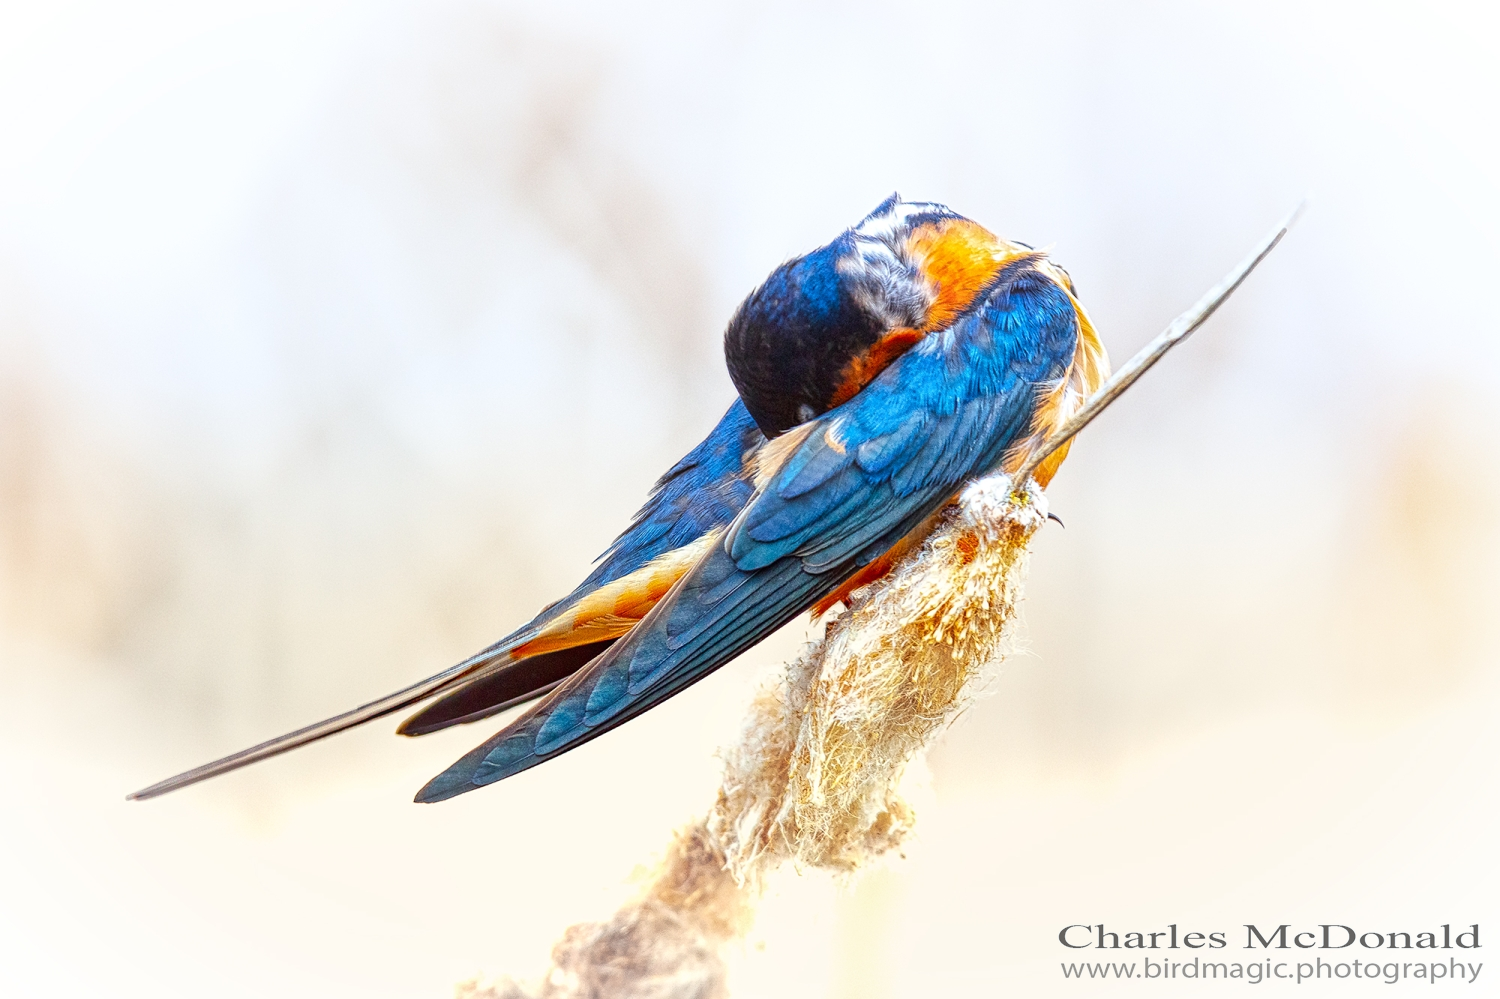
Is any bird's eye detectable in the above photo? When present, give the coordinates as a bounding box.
[797,404,816,423]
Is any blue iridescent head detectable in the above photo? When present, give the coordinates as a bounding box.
[724,194,1036,438]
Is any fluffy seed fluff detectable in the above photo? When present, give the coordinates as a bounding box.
[463,473,1045,999]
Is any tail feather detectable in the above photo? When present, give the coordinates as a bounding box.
[124,632,539,801]
[395,640,616,736]
[126,401,763,802]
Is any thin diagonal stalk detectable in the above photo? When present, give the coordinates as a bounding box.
[1013,202,1306,489]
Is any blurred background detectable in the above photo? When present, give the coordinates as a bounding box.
[1,1,1496,996]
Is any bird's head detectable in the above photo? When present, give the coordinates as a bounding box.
[725,194,1052,438]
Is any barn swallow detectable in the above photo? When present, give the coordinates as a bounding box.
[128,194,1107,802]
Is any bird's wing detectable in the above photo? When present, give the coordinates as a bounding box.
[127,401,762,800]
[417,263,1079,801]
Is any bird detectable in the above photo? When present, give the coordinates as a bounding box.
[127,194,1107,803]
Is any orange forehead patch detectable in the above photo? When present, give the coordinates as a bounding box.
[907,219,1028,331]
[830,328,924,407]
[831,219,1032,408]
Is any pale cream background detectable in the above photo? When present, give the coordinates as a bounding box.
[0,2,1495,996]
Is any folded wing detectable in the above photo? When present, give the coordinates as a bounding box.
[417,262,1081,801]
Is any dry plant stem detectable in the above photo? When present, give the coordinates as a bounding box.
[468,478,1047,998]
[1011,202,1305,488]
[456,824,753,999]
[708,476,1048,886]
